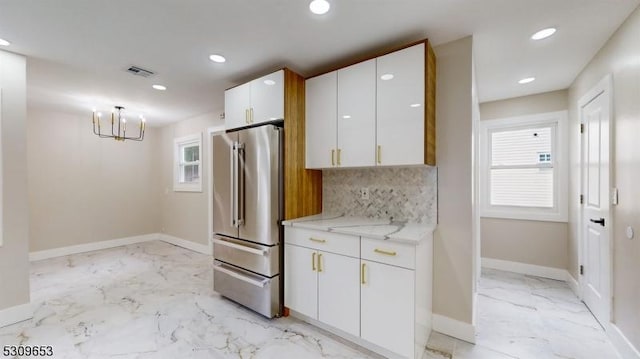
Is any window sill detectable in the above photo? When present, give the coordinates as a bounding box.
[174,183,202,193]
[481,210,567,223]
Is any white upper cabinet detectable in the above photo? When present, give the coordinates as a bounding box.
[337,59,376,167]
[224,69,284,130]
[224,82,251,130]
[376,43,425,166]
[305,72,337,169]
[250,70,284,125]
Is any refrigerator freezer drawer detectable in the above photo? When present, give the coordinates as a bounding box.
[213,235,279,277]
[213,260,280,318]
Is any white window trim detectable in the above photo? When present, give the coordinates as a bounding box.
[480,110,568,222]
[174,132,203,192]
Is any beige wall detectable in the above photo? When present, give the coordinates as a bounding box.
[27,110,162,251]
[479,90,569,269]
[159,112,223,246]
[480,90,568,120]
[481,218,568,269]
[433,36,475,325]
[0,50,30,310]
[568,5,640,350]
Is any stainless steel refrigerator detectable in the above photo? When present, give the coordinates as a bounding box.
[212,123,283,318]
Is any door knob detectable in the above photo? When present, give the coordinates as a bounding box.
[590,218,605,226]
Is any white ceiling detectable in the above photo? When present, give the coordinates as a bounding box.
[0,0,637,125]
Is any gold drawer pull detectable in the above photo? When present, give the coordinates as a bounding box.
[309,237,326,243]
[377,145,382,164]
[337,148,341,166]
[331,149,335,166]
[374,248,397,256]
[312,252,316,271]
[318,253,323,272]
[361,263,366,284]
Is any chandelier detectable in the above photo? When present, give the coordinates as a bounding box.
[92,106,146,141]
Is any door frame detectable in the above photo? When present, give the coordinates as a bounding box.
[577,74,614,324]
[207,124,227,256]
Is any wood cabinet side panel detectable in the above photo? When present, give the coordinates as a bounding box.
[284,69,323,219]
[425,41,437,166]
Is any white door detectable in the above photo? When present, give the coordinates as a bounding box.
[250,70,284,125]
[224,82,251,130]
[361,260,414,359]
[337,59,376,167]
[580,79,611,326]
[305,72,337,169]
[284,244,318,319]
[317,252,360,337]
[376,43,425,166]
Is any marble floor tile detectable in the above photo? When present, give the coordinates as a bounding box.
[0,243,619,359]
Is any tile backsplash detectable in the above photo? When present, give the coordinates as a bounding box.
[322,167,437,224]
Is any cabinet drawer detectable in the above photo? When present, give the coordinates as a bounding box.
[285,227,359,257]
[361,237,415,269]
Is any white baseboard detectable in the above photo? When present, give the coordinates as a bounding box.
[0,302,33,328]
[29,234,159,261]
[482,257,568,281]
[608,323,640,359]
[432,314,476,344]
[565,271,580,298]
[159,234,210,255]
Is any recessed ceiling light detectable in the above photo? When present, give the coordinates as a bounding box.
[518,77,536,84]
[209,54,226,63]
[264,79,276,86]
[531,28,556,40]
[380,74,394,81]
[152,84,167,91]
[309,0,330,15]
[0,38,10,46]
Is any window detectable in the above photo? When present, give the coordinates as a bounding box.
[174,133,202,192]
[480,111,568,222]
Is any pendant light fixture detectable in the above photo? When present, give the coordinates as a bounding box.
[92,106,146,141]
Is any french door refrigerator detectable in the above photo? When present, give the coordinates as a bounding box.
[212,123,283,318]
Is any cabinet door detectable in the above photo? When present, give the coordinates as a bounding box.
[224,82,251,130]
[317,252,360,337]
[305,72,337,169]
[250,70,284,125]
[376,43,425,166]
[284,244,318,319]
[337,59,376,167]
[361,260,414,358]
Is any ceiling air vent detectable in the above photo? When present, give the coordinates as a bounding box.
[126,66,155,78]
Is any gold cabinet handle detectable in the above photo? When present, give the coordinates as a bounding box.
[309,237,326,243]
[377,145,382,164]
[374,248,397,256]
[317,253,323,272]
[361,263,366,285]
[312,252,316,271]
[337,149,341,166]
[250,107,254,123]
[331,149,335,166]
[245,109,249,124]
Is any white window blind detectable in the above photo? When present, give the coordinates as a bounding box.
[489,125,555,208]
[480,111,568,222]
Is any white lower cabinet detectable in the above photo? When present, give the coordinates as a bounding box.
[285,226,432,359]
[284,240,360,337]
[318,252,360,336]
[361,259,415,358]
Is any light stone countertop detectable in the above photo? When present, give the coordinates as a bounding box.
[282,213,435,245]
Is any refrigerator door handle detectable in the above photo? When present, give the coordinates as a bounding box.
[214,262,269,288]
[237,142,245,226]
[212,238,268,256]
[231,142,239,228]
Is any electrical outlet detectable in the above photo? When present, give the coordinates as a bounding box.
[360,187,370,200]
